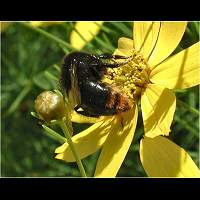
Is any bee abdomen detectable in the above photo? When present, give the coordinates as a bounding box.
[106,89,132,114]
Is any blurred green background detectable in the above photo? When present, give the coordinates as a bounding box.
[1,21,199,177]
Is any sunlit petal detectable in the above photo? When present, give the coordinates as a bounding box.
[71,110,112,123]
[148,22,187,67]
[141,84,176,137]
[114,37,134,56]
[150,42,200,89]
[118,37,134,50]
[70,21,103,50]
[134,22,161,59]
[95,106,138,177]
[55,117,114,162]
[140,136,200,177]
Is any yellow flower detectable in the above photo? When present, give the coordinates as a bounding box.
[70,21,104,50]
[55,22,200,177]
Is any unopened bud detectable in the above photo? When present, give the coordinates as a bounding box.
[34,91,66,121]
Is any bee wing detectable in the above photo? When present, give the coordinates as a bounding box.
[68,63,81,108]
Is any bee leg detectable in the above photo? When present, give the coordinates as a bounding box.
[99,59,132,68]
[97,53,129,60]
[117,113,125,129]
[96,54,133,68]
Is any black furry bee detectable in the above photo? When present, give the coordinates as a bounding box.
[60,52,132,117]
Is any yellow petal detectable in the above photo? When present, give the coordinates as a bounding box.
[150,42,200,89]
[148,22,187,67]
[70,21,103,50]
[55,117,114,162]
[95,106,138,177]
[114,37,134,56]
[134,22,161,59]
[71,110,112,123]
[141,84,176,137]
[140,136,200,177]
[118,37,134,50]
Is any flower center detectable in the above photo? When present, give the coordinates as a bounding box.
[103,50,150,102]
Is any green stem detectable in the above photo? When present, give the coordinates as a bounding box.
[177,99,199,116]
[20,22,77,51]
[42,125,67,144]
[58,119,87,177]
[5,81,32,116]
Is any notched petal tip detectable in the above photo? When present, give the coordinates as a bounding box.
[141,84,176,137]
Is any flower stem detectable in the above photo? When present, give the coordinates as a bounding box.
[20,22,76,51]
[58,119,87,177]
[42,124,67,144]
[177,99,199,116]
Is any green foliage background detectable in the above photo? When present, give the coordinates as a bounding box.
[1,22,199,177]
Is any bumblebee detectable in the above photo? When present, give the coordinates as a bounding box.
[60,52,132,117]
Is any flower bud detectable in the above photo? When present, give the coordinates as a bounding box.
[34,91,66,121]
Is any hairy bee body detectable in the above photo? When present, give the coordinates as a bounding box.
[61,52,131,117]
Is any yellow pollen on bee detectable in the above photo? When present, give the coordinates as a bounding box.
[103,50,150,101]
